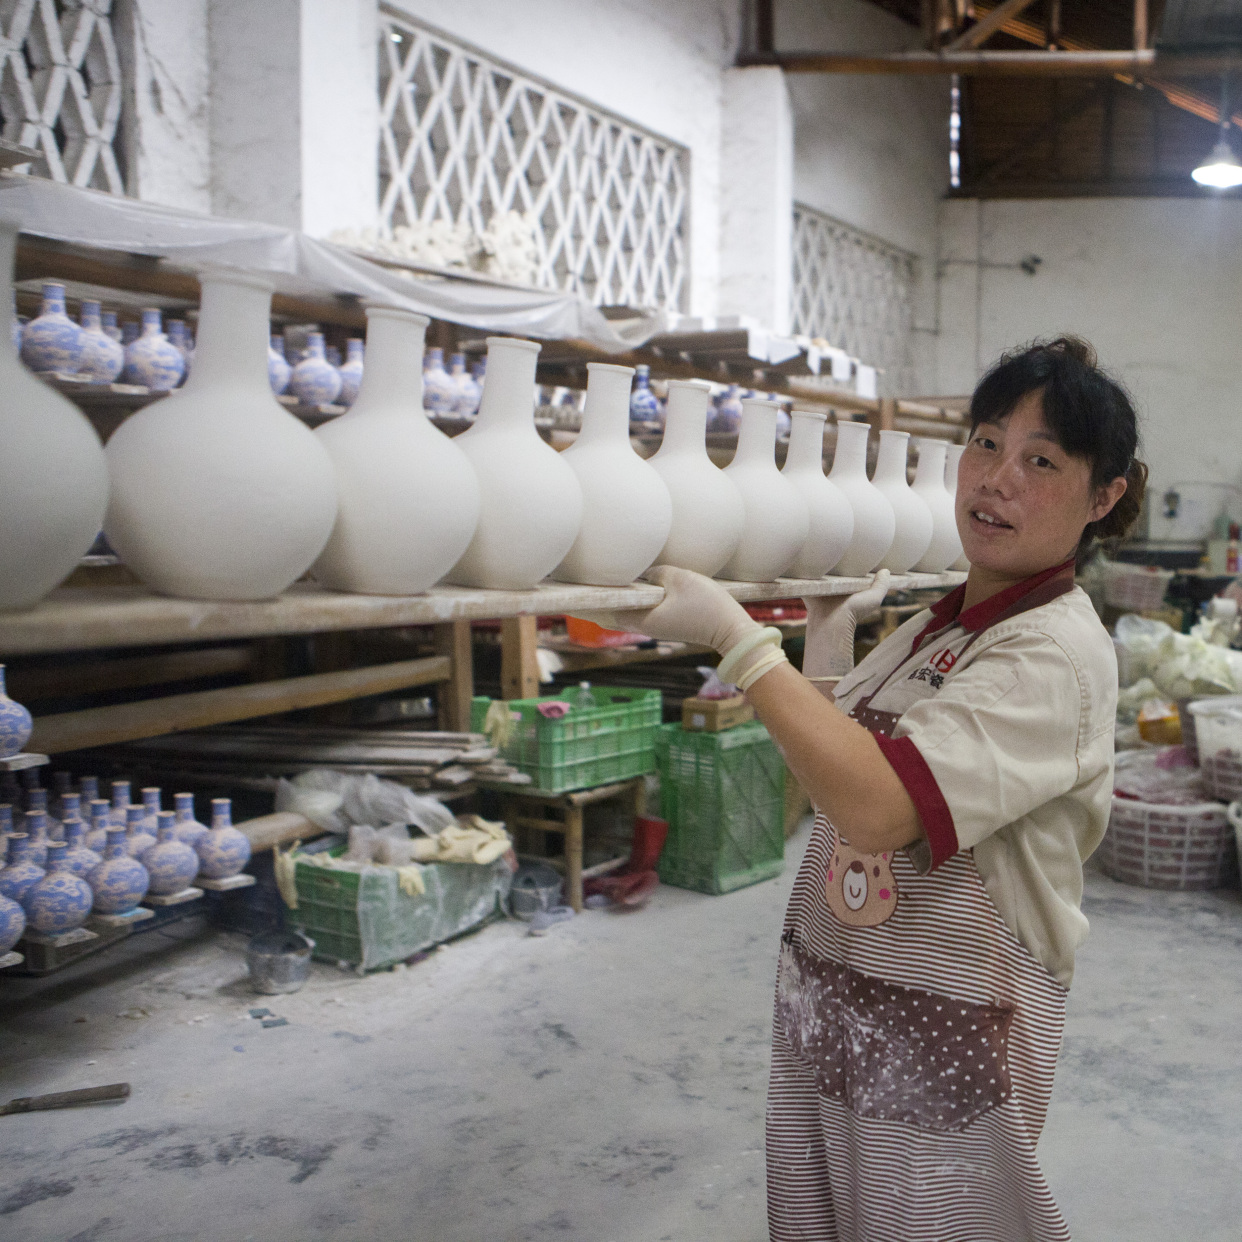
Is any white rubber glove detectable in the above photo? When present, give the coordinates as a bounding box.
[801,570,891,680]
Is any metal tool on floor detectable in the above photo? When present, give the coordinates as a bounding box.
[0,1082,130,1116]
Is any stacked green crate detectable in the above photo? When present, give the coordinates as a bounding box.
[655,721,785,894]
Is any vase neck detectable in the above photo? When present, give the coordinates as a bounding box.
[577,363,634,445]
[913,439,948,489]
[183,274,274,391]
[733,400,780,468]
[874,431,911,485]
[174,793,195,822]
[829,421,871,480]
[112,781,129,810]
[126,807,144,835]
[352,309,428,414]
[157,812,177,843]
[211,798,232,829]
[25,811,46,842]
[474,337,540,431]
[64,817,84,847]
[785,412,826,474]
[81,301,102,330]
[141,309,162,337]
[45,842,68,874]
[8,834,31,864]
[142,787,161,814]
[658,382,712,454]
[42,283,67,316]
[103,829,127,860]
[0,662,7,697]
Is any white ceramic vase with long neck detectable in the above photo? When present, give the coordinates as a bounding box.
[782,410,855,578]
[827,420,895,577]
[647,381,745,576]
[445,337,583,589]
[718,399,809,582]
[0,223,109,611]
[912,437,963,573]
[313,308,480,594]
[945,442,970,570]
[552,362,672,585]
[873,429,933,573]
[105,271,339,600]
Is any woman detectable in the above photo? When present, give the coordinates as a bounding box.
[586,337,1145,1241]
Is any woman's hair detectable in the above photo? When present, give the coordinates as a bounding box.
[968,335,1147,564]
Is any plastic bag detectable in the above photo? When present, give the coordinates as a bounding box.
[1114,746,1211,805]
[275,769,455,836]
[695,666,739,700]
[1113,614,1175,687]
[1151,634,1235,701]
[1116,677,1159,726]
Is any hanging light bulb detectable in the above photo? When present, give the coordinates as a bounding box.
[1194,73,1242,189]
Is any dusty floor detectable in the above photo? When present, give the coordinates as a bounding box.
[1,820,1240,1241]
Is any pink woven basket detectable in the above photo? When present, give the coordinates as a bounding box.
[1099,796,1237,891]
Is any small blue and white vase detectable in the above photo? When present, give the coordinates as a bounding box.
[109,779,131,826]
[0,886,24,953]
[0,665,32,760]
[196,798,251,880]
[142,811,200,895]
[49,771,74,823]
[0,803,12,838]
[77,300,125,383]
[23,809,49,868]
[101,311,122,343]
[86,828,148,915]
[84,800,112,853]
[124,804,156,860]
[0,834,44,904]
[166,320,193,383]
[422,347,456,414]
[10,290,21,354]
[124,308,185,391]
[629,364,661,424]
[172,792,209,852]
[452,354,482,417]
[338,337,364,406]
[268,335,292,395]
[78,775,99,805]
[290,332,342,405]
[120,320,139,351]
[140,786,163,832]
[19,282,84,374]
[713,384,744,433]
[61,810,101,879]
[24,787,59,840]
[25,842,93,934]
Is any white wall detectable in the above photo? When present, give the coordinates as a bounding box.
[937,197,1242,539]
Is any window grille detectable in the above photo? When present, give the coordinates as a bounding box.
[377,9,689,311]
[790,203,916,397]
[0,0,125,193]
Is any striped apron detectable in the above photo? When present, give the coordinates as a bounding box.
[767,589,1073,1242]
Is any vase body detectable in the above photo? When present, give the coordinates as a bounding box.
[125,308,185,390]
[268,335,292,395]
[828,421,896,576]
[0,666,32,758]
[422,347,456,414]
[452,354,481,416]
[78,301,124,383]
[20,282,83,373]
[61,815,101,879]
[87,829,149,914]
[713,384,743,433]
[0,889,23,953]
[911,438,963,573]
[552,363,673,586]
[289,332,342,405]
[124,805,157,859]
[337,337,364,406]
[0,835,44,903]
[782,411,856,578]
[104,272,339,601]
[0,234,110,612]
[25,843,94,933]
[142,812,201,894]
[945,443,970,570]
[718,400,809,582]
[196,798,252,879]
[647,381,746,577]
[445,337,584,589]
[85,802,112,852]
[628,364,660,424]
[173,792,209,851]
[874,430,934,573]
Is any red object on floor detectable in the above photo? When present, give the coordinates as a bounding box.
[583,814,669,908]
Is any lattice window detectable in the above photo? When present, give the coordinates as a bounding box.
[377,9,689,310]
[791,204,916,397]
[0,0,124,193]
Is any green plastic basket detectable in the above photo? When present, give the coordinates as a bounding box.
[471,686,662,794]
[655,721,785,895]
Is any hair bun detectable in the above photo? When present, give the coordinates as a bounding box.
[1047,335,1097,368]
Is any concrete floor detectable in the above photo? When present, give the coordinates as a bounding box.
[1,819,1240,1241]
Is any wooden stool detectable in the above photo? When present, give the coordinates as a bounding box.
[495,777,646,912]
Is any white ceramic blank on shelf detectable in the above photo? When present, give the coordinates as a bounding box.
[718,398,809,582]
[827,420,895,576]
[312,308,480,594]
[647,380,745,577]
[911,437,963,573]
[874,429,933,573]
[445,336,583,589]
[552,362,672,586]
[781,410,854,578]
[0,223,109,612]
[104,270,339,600]
[945,441,970,571]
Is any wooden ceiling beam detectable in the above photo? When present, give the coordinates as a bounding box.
[945,0,1041,51]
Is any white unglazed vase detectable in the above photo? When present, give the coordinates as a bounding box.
[313,309,480,594]
[782,410,855,578]
[104,271,339,600]
[828,421,895,576]
[445,337,583,589]
[552,362,672,586]
[0,224,109,611]
[912,438,963,574]
[647,380,745,577]
[945,442,970,570]
[874,429,933,573]
[718,399,809,582]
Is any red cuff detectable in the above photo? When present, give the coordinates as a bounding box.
[874,734,958,870]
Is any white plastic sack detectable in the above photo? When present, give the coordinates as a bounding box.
[275,769,455,836]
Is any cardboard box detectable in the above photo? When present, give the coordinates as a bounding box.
[681,694,755,733]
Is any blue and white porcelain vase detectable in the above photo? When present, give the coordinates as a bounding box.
[78,775,99,805]
[84,800,112,853]
[124,804,156,860]
[120,321,139,350]
[452,355,482,417]
[0,886,24,953]
[77,301,124,383]
[24,789,58,842]
[124,308,185,391]
[20,282,83,374]
[195,798,251,879]
[0,665,32,759]
[101,311,122,343]
[140,786,163,832]
[109,780,131,826]
[268,335,291,395]
[629,364,660,425]
[0,834,44,904]
[142,811,200,895]
[422,347,456,415]
[167,320,193,383]
[50,772,74,822]
[0,803,12,838]
[337,338,364,406]
[23,810,49,868]
[25,842,93,934]
[289,332,342,405]
[61,811,101,879]
[172,792,209,851]
[10,290,20,354]
[713,384,744,434]
[86,828,148,915]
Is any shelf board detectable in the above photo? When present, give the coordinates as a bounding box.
[0,573,965,657]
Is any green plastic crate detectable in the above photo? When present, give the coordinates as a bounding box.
[655,721,785,895]
[471,686,662,794]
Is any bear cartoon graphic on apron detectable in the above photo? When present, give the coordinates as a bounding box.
[767,568,1076,1242]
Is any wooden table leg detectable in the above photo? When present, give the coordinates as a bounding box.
[435,620,473,731]
[564,804,584,912]
[500,615,540,701]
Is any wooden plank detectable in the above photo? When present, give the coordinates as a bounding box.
[7,646,253,701]
[28,656,452,754]
[435,620,474,732]
[501,616,540,701]
[237,811,319,852]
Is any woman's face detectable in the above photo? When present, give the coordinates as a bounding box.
[956,388,1124,580]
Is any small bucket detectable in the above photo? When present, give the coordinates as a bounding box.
[246,930,315,994]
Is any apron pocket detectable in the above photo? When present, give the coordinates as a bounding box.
[777,937,1015,1133]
